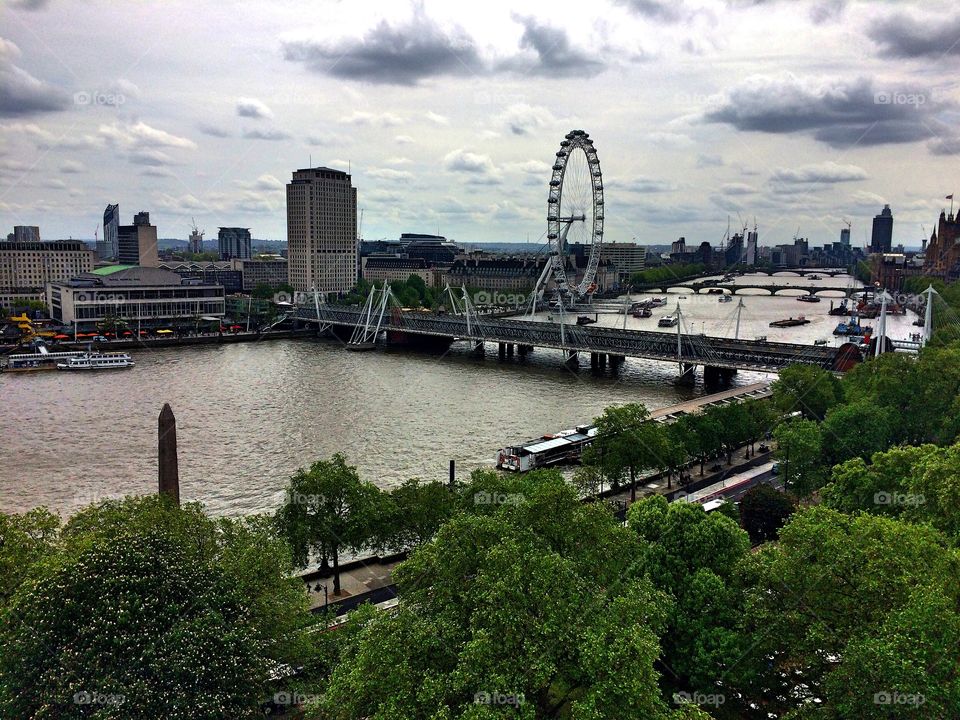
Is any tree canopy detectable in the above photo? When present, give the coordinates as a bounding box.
[0,496,316,720]
[310,471,693,719]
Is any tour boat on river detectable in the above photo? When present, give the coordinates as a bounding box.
[56,351,135,371]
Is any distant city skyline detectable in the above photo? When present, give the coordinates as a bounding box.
[1,0,958,249]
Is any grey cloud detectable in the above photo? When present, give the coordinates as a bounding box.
[60,160,85,174]
[730,0,847,24]
[928,136,960,156]
[197,122,230,138]
[696,153,724,167]
[0,38,67,116]
[615,0,684,22]
[10,0,50,10]
[282,10,482,86]
[809,0,847,25]
[870,12,960,59]
[129,149,177,166]
[498,15,605,77]
[236,97,273,119]
[704,74,949,148]
[770,162,867,184]
[242,128,291,141]
[609,176,677,193]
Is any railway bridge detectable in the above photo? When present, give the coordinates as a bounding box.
[294,303,859,381]
[632,282,861,296]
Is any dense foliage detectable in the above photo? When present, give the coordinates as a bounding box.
[0,496,317,719]
[630,263,707,287]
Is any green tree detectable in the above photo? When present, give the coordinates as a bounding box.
[773,418,824,496]
[0,496,316,720]
[0,507,59,606]
[728,506,960,719]
[705,403,751,465]
[738,483,794,545]
[275,453,383,594]
[820,398,893,467]
[311,471,685,719]
[375,478,457,551]
[771,364,843,421]
[589,403,669,502]
[677,413,721,476]
[252,282,275,299]
[627,495,751,692]
[742,398,777,455]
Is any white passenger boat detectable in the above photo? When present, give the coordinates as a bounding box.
[56,351,135,371]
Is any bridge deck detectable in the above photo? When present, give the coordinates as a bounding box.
[297,306,842,373]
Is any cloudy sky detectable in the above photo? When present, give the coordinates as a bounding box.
[0,0,957,249]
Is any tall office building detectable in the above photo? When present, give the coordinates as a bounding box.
[0,239,95,307]
[745,228,758,265]
[840,227,851,247]
[870,205,893,254]
[286,167,358,294]
[217,227,252,260]
[101,204,119,260]
[9,226,41,242]
[117,211,159,266]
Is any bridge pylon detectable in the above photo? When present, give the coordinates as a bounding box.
[346,282,393,350]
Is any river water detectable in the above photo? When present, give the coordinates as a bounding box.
[0,273,920,518]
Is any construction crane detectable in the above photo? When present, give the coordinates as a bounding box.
[842,218,851,230]
[189,218,205,254]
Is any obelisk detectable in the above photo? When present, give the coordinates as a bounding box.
[158,403,180,505]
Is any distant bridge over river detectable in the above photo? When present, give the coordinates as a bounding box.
[632,282,863,297]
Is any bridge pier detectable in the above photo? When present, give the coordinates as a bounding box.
[507,343,514,357]
[590,353,609,371]
[498,342,506,360]
[608,354,625,367]
[704,365,737,386]
[518,344,532,356]
[470,341,485,358]
[675,362,697,386]
[564,351,580,370]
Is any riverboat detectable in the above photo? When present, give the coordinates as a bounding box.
[56,351,135,371]
[769,316,810,328]
[2,350,85,372]
[497,425,598,472]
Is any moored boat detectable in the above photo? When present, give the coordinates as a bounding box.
[769,316,810,328]
[797,294,821,303]
[56,351,134,371]
[3,349,85,372]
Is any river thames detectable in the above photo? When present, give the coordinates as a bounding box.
[1,273,921,517]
